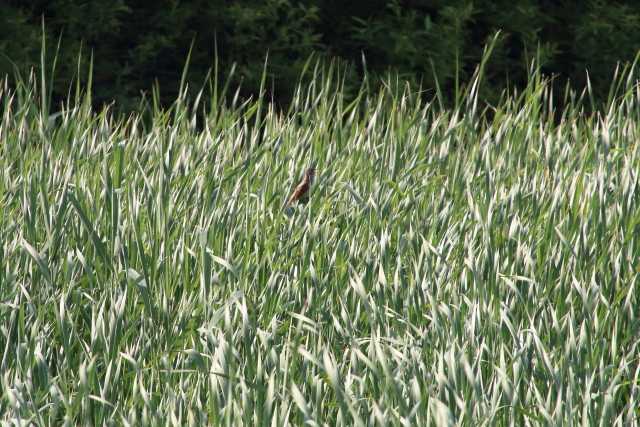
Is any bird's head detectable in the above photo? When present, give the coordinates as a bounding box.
[305,167,316,183]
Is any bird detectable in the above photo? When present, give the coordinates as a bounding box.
[285,167,316,207]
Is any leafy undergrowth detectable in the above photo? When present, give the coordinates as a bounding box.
[1,57,640,425]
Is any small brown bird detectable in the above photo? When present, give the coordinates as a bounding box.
[285,167,316,207]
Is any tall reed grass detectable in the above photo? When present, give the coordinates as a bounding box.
[1,37,639,425]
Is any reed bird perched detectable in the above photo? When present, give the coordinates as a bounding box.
[285,167,316,207]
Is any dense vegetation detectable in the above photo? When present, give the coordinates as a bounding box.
[3,0,640,109]
[1,42,639,424]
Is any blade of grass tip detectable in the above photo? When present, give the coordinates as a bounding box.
[177,38,195,119]
[251,57,268,152]
[83,51,94,113]
[206,249,237,278]
[455,47,460,110]
[290,382,311,420]
[210,32,219,116]
[127,268,157,323]
[192,68,210,125]
[199,228,213,300]
[585,71,595,114]
[464,30,500,117]
[344,183,365,208]
[66,190,111,270]
[20,237,52,286]
[219,63,236,114]
[74,42,84,106]
[287,53,313,117]
[430,59,444,111]
[40,17,48,118]
[47,32,63,126]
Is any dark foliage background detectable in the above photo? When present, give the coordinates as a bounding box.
[2,0,640,110]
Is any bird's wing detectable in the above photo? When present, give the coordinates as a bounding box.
[286,182,308,206]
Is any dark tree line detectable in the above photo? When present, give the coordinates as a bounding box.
[2,0,640,110]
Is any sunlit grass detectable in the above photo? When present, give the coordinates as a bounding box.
[1,44,640,425]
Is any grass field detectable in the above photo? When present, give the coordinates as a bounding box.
[1,52,640,425]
